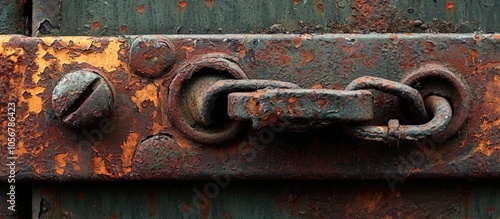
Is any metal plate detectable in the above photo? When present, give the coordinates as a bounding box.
[32,0,500,36]
[0,0,27,35]
[1,34,500,181]
[32,181,500,218]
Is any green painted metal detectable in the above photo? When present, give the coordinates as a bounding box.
[0,0,25,34]
[49,0,500,36]
[33,181,500,218]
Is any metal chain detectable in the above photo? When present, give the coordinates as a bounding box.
[342,76,453,147]
[199,76,453,146]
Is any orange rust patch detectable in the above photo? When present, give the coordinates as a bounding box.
[91,21,100,31]
[472,49,479,65]
[131,83,159,115]
[248,90,264,116]
[311,83,323,89]
[317,98,327,109]
[475,74,500,156]
[55,153,68,175]
[121,132,140,174]
[71,153,80,171]
[293,0,300,4]
[446,1,454,11]
[178,0,187,10]
[206,0,213,7]
[314,0,325,13]
[299,50,312,65]
[237,43,247,58]
[137,4,145,14]
[255,41,291,65]
[423,41,434,53]
[293,36,302,48]
[390,34,398,41]
[92,156,112,176]
[287,96,298,114]
[362,190,385,212]
[119,25,128,34]
[494,34,500,40]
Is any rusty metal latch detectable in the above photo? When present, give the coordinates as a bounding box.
[184,74,455,147]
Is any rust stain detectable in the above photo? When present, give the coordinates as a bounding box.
[255,41,290,65]
[293,0,300,5]
[293,36,302,48]
[120,132,139,174]
[91,21,100,31]
[299,50,312,65]
[137,4,145,14]
[362,190,385,213]
[55,153,68,175]
[446,1,454,11]
[317,98,327,109]
[476,73,500,156]
[131,83,159,115]
[314,0,325,13]
[206,0,213,8]
[390,34,398,41]
[287,96,297,114]
[92,156,112,176]
[119,25,128,34]
[493,34,500,40]
[40,37,122,72]
[247,90,264,116]
[178,0,187,10]
[311,83,323,89]
[71,153,80,171]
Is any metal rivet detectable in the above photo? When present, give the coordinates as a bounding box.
[128,36,177,79]
[52,70,114,129]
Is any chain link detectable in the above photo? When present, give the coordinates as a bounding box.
[199,76,453,146]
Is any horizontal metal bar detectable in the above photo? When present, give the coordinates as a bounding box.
[0,33,499,181]
[227,89,373,130]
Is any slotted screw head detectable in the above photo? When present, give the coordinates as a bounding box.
[52,70,114,129]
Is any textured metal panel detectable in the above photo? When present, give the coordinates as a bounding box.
[32,0,500,36]
[1,33,500,181]
[32,181,500,218]
[0,0,27,34]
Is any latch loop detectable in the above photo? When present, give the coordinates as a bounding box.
[170,64,461,146]
[342,95,452,147]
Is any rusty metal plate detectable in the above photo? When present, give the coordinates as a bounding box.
[1,34,500,181]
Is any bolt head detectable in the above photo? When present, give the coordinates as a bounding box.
[52,70,114,129]
[129,36,177,79]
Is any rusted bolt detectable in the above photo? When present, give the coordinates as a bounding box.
[128,36,177,79]
[133,134,184,175]
[52,70,114,129]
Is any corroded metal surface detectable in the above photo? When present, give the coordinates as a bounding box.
[1,34,500,181]
[228,89,374,130]
[34,0,500,36]
[31,181,500,218]
[128,36,177,79]
[343,95,453,147]
[199,79,300,126]
[51,70,114,129]
[32,0,61,36]
[345,76,429,122]
[0,0,27,35]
